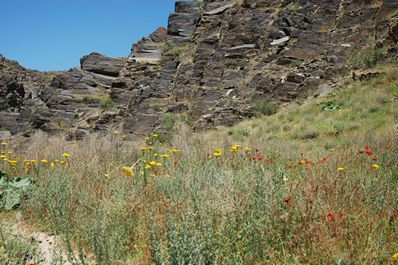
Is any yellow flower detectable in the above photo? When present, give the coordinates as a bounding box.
[230,144,240,153]
[144,136,150,141]
[244,147,252,153]
[149,161,156,166]
[145,164,152,169]
[113,130,120,134]
[152,133,159,138]
[156,162,162,167]
[7,151,12,155]
[160,154,170,159]
[168,148,179,154]
[140,147,149,153]
[41,159,48,164]
[62,153,72,158]
[337,167,345,171]
[50,162,56,168]
[0,155,6,160]
[121,166,134,177]
[153,153,159,157]
[148,147,155,151]
[372,164,380,169]
[8,160,17,166]
[392,252,398,261]
[60,160,66,165]
[122,135,127,139]
[30,160,37,164]
[213,148,222,157]
[1,142,7,147]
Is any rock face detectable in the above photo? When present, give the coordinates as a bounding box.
[1,0,398,137]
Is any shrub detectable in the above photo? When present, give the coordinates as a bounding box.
[252,100,280,117]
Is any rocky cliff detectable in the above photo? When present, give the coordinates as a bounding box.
[1,0,398,139]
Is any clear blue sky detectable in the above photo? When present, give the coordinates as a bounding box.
[0,0,176,71]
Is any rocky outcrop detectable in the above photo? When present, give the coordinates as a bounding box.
[1,0,398,138]
[130,27,167,63]
[80,53,125,77]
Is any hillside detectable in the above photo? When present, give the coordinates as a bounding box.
[0,62,397,264]
[0,0,398,264]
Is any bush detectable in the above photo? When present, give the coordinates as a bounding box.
[252,100,280,117]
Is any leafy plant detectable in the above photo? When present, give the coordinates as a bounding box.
[321,101,341,111]
[0,172,32,211]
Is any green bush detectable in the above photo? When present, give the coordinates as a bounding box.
[252,100,280,117]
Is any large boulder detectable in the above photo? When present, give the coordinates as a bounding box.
[80,52,126,77]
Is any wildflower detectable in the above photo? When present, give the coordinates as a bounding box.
[113,130,120,134]
[366,151,372,156]
[244,147,252,153]
[7,151,12,155]
[153,153,158,157]
[140,147,149,153]
[230,144,240,153]
[213,148,222,157]
[145,164,152,169]
[372,157,377,161]
[339,212,344,220]
[0,155,6,160]
[27,210,33,215]
[168,148,179,154]
[255,148,259,153]
[364,145,370,151]
[160,154,170,159]
[61,153,72,158]
[372,164,380,169]
[0,142,7,147]
[148,147,155,151]
[31,159,37,164]
[156,162,162,167]
[149,161,156,166]
[40,159,48,164]
[152,133,159,138]
[392,252,398,262]
[50,162,56,168]
[144,136,150,140]
[152,169,159,175]
[282,198,292,206]
[59,160,66,165]
[121,166,134,177]
[337,167,345,171]
[386,162,392,167]
[122,135,127,139]
[327,212,335,221]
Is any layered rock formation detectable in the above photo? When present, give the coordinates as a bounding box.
[1,0,398,138]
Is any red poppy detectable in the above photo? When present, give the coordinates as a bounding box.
[258,156,263,161]
[283,198,292,206]
[327,212,335,221]
[339,212,344,220]
[358,150,364,154]
[366,151,372,156]
[372,157,377,161]
[364,146,370,151]
[27,210,32,215]
[255,148,259,153]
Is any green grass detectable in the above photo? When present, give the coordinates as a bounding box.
[0,63,397,264]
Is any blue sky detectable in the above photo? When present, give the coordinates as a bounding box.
[0,0,176,71]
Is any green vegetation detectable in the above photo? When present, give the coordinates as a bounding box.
[161,43,195,63]
[0,63,397,264]
[252,100,280,117]
[352,46,388,69]
[0,226,38,264]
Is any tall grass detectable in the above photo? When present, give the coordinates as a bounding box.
[0,64,397,264]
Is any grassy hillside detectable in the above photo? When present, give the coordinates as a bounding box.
[0,63,397,264]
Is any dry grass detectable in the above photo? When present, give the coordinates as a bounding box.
[0,63,397,264]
